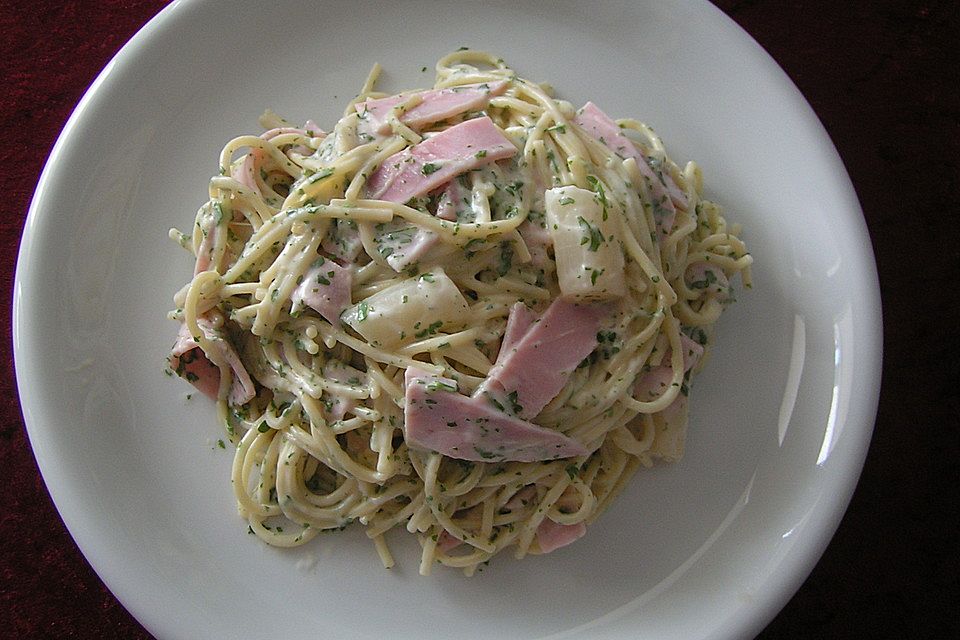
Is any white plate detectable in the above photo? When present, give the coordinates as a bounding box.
[14,1,881,638]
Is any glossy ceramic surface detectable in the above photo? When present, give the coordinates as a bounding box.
[14,1,881,638]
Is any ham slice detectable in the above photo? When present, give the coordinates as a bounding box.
[403,368,587,463]
[436,529,463,553]
[494,302,538,366]
[633,333,703,401]
[677,333,704,371]
[193,205,222,275]
[365,116,516,204]
[231,125,321,192]
[170,327,221,399]
[373,178,470,271]
[504,484,538,511]
[633,365,676,402]
[169,317,256,405]
[321,359,365,421]
[357,81,508,134]
[518,219,552,267]
[434,180,464,222]
[436,488,585,554]
[536,519,587,554]
[574,102,685,236]
[474,299,609,419]
[321,219,364,264]
[291,257,351,325]
[639,333,698,462]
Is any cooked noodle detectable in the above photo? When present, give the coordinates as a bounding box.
[167,51,752,575]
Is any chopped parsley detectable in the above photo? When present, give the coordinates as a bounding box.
[426,380,457,393]
[506,390,523,415]
[504,181,524,197]
[577,216,603,251]
[473,446,498,460]
[586,175,609,220]
[487,395,506,412]
[691,269,718,290]
[497,242,514,276]
[415,320,443,338]
[309,167,335,182]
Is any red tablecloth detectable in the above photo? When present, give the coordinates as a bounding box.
[1,1,956,638]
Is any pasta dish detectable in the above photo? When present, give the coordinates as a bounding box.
[167,50,752,575]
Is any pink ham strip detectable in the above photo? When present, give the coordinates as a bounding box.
[436,529,463,553]
[494,302,538,367]
[380,179,465,271]
[322,220,363,264]
[633,365,676,402]
[578,101,687,208]
[536,519,587,554]
[474,299,609,420]
[231,126,323,191]
[291,257,351,325]
[677,333,704,371]
[504,485,537,511]
[365,116,516,204]
[232,150,262,191]
[358,81,508,134]
[434,180,463,221]
[403,368,587,463]
[633,333,703,402]
[321,359,365,421]
[169,326,221,399]
[574,102,685,236]
[169,317,256,405]
[518,219,552,267]
[193,210,220,275]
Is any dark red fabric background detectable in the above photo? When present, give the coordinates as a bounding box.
[1,1,956,638]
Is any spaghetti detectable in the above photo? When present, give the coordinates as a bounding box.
[167,51,752,575]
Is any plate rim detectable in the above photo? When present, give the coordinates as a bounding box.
[13,1,883,638]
